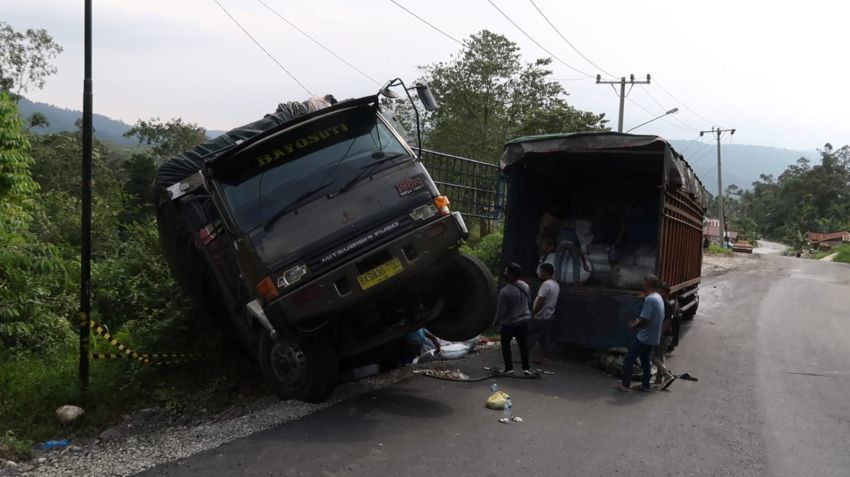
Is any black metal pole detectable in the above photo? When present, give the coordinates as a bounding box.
[79,0,93,390]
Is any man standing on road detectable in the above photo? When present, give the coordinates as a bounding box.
[652,283,676,386]
[496,262,532,376]
[529,262,560,365]
[614,274,665,392]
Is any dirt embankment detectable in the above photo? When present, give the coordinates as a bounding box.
[702,253,752,277]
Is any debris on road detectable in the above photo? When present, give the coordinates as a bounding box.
[39,440,69,451]
[485,390,510,410]
[412,368,471,381]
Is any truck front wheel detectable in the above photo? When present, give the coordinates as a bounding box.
[426,252,496,341]
[259,331,337,403]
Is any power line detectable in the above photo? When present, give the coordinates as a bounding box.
[389,0,465,47]
[688,144,714,165]
[639,85,699,132]
[527,0,616,79]
[487,0,593,78]
[213,0,312,95]
[625,96,695,134]
[654,79,716,126]
[256,0,381,86]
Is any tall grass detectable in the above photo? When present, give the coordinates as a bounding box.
[0,344,262,459]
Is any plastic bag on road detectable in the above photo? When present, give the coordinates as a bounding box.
[485,390,510,410]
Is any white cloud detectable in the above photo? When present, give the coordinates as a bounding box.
[2,0,848,150]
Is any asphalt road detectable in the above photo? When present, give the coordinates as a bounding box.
[139,255,850,477]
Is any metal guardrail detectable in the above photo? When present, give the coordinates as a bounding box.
[417,148,507,228]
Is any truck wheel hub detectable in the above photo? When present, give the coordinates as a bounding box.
[270,341,308,386]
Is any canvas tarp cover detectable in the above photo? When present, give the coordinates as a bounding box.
[500,132,709,209]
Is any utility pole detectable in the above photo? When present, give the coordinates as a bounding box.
[596,74,651,132]
[700,127,736,248]
[80,0,93,390]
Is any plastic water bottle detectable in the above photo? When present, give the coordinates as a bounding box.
[490,383,498,392]
[503,397,512,420]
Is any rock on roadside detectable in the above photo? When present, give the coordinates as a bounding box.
[55,406,85,425]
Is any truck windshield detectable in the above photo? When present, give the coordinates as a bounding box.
[220,112,410,232]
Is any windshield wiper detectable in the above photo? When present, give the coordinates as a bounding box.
[335,153,408,195]
[262,181,334,231]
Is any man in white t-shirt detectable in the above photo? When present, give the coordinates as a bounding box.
[529,262,560,364]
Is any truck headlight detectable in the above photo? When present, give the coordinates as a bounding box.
[410,204,438,220]
[277,264,308,288]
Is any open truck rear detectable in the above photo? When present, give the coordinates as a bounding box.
[499,132,708,349]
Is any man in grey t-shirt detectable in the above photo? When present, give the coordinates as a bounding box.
[496,262,532,375]
[614,274,665,392]
[529,262,560,364]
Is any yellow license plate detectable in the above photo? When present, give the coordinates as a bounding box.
[357,257,403,290]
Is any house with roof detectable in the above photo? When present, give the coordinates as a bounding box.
[806,231,850,250]
[704,218,738,246]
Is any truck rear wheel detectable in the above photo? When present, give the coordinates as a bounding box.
[259,331,337,403]
[426,252,496,341]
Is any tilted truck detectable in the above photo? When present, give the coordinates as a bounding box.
[154,82,495,402]
[499,132,708,349]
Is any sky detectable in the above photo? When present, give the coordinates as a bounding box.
[3,0,848,151]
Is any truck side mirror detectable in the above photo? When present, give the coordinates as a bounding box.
[415,83,439,111]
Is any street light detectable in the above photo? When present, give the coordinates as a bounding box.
[625,107,679,133]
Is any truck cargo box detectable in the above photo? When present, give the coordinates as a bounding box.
[500,132,708,349]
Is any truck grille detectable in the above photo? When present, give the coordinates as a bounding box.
[305,215,417,275]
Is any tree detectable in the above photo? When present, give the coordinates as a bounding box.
[124,117,208,159]
[25,111,49,130]
[724,144,850,246]
[418,30,606,163]
[0,91,72,352]
[0,22,63,99]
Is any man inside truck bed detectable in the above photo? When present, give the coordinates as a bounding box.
[529,262,560,365]
[614,275,665,392]
[495,263,532,376]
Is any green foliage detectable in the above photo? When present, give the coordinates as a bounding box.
[124,117,207,158]
[91,219,203,351]
[723,144,850,247]
[832,244,850,264]
[0,22,63,98]
[461,230,504,276]
[418,30,606,163]
[0,346,261,460]
[0,91,36,201]
[0,92,74,352]
[0,31,266,455]
[706,243,731,255]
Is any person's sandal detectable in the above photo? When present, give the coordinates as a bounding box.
[613,383,630,392]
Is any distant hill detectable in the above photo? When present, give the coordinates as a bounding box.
[669,140,818,195]
[17,97,139,145]
[14,98,819,193]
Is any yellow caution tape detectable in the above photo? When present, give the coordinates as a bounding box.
[88,319,203,365]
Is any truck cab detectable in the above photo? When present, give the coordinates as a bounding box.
[155,92,495,402]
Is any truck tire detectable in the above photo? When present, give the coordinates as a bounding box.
[426,252,496,341]
[259,331,338,403]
